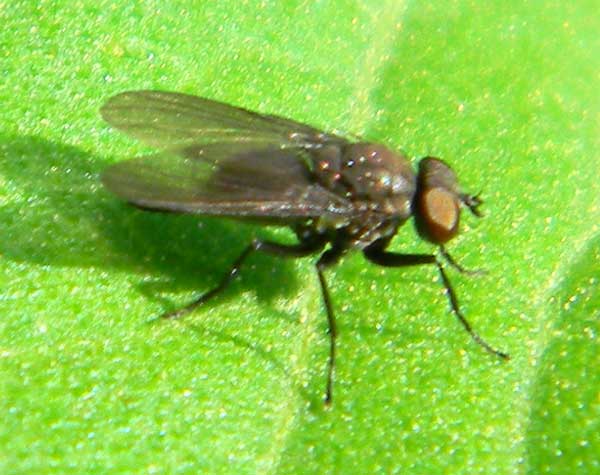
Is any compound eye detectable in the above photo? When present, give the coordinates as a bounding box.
[419,187,460,243]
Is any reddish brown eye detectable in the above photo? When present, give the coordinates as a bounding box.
[419,187,460,243]
[414,157,463,244]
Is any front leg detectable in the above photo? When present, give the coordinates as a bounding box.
[363,245,509,359]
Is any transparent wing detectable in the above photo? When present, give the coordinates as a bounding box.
[101,90,347,150]
[101,145,353,219]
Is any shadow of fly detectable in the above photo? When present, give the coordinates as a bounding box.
[101,90,509,405]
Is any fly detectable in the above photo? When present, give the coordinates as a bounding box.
[101,90,509,405]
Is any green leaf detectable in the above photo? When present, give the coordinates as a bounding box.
[524,237,600,474]
[1,1,598,474]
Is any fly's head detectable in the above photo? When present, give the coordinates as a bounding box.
[413,157,483,245]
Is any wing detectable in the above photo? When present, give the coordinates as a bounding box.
[101,144,354,219]
[101,90,347,150]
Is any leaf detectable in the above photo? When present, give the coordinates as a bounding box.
[524,237,600,473]
[1,1,599,474]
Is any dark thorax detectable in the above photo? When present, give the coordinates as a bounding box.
[307,142,417,249]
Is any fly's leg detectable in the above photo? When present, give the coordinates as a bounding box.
[315,247,346,406]
[363,246,509,360]
[162,237,326,319]
[439,245,486,276]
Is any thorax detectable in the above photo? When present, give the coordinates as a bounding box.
[306,142,417,249]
